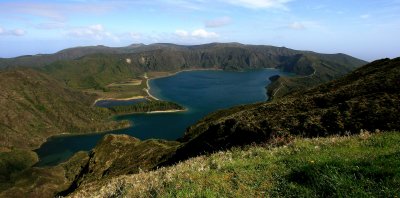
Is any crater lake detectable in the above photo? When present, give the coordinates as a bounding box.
[35,69,289,166]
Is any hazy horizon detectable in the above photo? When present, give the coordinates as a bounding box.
[1,0,400,61]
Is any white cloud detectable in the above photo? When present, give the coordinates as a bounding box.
[288,22,305,30]
[191,29,219,38]
[175,30,189,37]
[0,26,26,36]
[220,0,293,10]
[67,24,118,41]
[175,29,218,39]
[12,29,26,36]
[89,24,104,32]
[360,14,370,19]
[205,16,232,28]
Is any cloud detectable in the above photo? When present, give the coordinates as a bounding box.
[67,24,118,41]
[205,16,232,28]
[12,29,26,36]
[360,14,370,19]
[219,0,293,10]
[175,30,189,37]
[175,29,219,42]
[191,29,219,38]
[175,29,219,40]
[0,26,26,36]
[288,22,305,30]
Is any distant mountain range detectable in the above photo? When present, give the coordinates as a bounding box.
[0,43,364,69]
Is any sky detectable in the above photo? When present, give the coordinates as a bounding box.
[0,0,399,61]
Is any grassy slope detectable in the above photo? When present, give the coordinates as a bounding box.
[0,69,129,150]
[70,131,400,197]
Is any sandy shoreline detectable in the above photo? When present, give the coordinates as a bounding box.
[143,76,160,101]
[146,109,186,114]
[93,96,146,106]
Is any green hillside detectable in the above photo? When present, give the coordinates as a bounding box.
[69,131,400,197]
[0,69,129,150]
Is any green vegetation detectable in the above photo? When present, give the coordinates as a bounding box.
[108,101,185,115]
[0,69,132,197]
[43,54,141,90]
[0,69,129,150]
[267,53,362,99]
[83,77,148,100]
[70,132,400,197]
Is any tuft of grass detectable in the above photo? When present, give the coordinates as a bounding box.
[70,131,400,197]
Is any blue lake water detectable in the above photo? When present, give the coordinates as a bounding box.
[35,69,288,166]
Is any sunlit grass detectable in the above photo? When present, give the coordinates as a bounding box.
[72,131,400,197]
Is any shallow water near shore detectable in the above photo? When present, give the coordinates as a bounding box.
[35,69,289,166]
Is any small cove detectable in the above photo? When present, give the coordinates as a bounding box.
[35,69,289,166]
